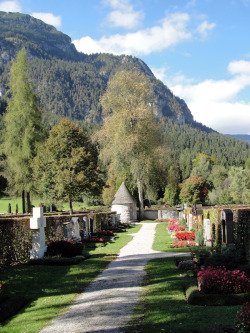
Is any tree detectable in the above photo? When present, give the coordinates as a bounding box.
[3,48,45,212]
[95,71,163,218]
[33,118,104,213]
[164,165,180,205]
[102,176,117,206]
[228,167,250,204]
[179,176,208,205]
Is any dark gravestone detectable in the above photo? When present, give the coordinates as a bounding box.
[192,204,203,216]
[220,209,234,244]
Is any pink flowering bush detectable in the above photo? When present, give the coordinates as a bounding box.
[198,266,250,294]
[168,224,185,232]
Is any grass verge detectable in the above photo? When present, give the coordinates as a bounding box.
[127,221,240,332]
[129,257,239,333]
[153,222,195,253]
[0,223,141,332]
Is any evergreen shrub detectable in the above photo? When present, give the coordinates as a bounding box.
[46,239,83,258]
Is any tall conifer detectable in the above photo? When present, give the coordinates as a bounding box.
[3,48,45,212]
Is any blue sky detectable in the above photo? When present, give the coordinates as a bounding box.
[0,0,250,134]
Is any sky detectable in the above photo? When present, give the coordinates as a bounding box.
[0,0,250,134]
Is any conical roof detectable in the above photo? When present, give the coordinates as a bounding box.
[111,182,136,205]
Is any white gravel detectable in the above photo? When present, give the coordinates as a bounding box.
[40,223,188,333]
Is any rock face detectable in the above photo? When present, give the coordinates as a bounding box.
[0,11,194,124]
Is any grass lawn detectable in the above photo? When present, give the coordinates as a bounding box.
[153,222,195,253]
[0,223,142,332]
[0,197,107,214]
[129,258,240,333]
[127,221,240,332]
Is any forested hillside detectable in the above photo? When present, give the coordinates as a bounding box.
[0,11,193,125]
[0,11,249,207]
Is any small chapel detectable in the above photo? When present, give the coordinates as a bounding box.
[111,182,137,223]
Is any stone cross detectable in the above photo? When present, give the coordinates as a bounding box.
[30,207,47,259]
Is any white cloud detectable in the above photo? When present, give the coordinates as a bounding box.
[103,0,144,29]
[31,12,62,28]
[196,20,216,38]
[73,12,193,56]
[228,60,250,75]
[186,0,196,8]
[0,0,21,12]
[161,60,250,134]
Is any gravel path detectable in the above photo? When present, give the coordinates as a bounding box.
[40,223,188,333]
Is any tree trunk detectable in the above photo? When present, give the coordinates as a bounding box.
[137,180,144,220]
[69,199,73,215]
[26,191,31,213]
[22,190,26,214]
[49,200,52,213]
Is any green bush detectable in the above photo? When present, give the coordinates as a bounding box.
[204,252,248,270]
[28,256,87,265]
[187,287,250,306]
[195,229,204,246]
[189,247,212,266]
[46,240,83,258]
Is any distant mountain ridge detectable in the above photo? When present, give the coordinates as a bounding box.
[0,12,249,172]
[0,11,196,126]
[226,134,250,143]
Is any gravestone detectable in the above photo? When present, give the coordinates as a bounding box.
[30,207,47,259]
[188,214,193,231]
[111,214,116,226]
[220,209,234,244]
[83,216,89,238]
[63,217,81,241]
[204,219,212,246]
[192,204,203,216]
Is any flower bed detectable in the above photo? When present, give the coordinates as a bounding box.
[173,240,197,248]
[92,230,114,236]
[82,237,104,243]
[108,227,126,232]
[175,232,195,241]
[168,224,185,232]
[167,219,179,225]
[198,266,250,294]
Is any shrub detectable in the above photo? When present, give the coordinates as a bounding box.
[235,302,250,333]
[190,247,212,266]
[46,239,83,258]
[195,229,204,246]
[198,266,250,294]
[177,260,195,271]
[187,287,250,306]
[204,253,248,270]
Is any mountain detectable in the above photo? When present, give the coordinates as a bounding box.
[0,11,195,126]
[0,11,249,172]
[226,134,250,143]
